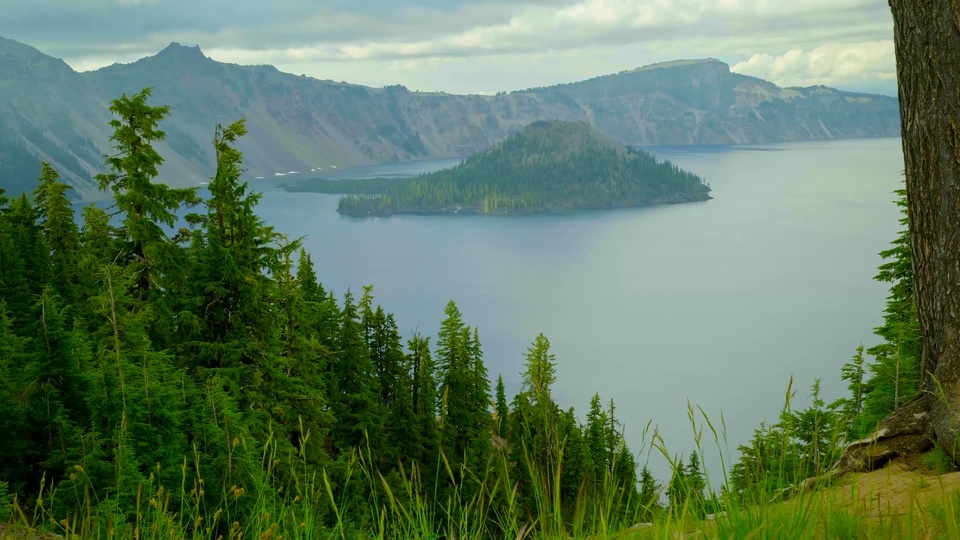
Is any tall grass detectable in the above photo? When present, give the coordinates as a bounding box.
[5,398,960,540]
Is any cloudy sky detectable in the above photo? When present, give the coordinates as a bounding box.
[0,0,897,95]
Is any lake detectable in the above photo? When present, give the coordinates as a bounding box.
[253,137,904,482]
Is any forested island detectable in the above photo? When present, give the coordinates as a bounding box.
[289,121,711,216]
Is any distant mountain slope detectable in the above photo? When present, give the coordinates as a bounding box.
[305,120,711,216]
[0,38,900,198]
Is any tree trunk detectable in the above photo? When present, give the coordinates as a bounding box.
[832,1,960,475]
[892,0,960,462]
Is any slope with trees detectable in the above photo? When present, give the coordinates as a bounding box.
[0,90,656,538]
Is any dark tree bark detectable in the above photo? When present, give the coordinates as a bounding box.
[828,1,960,477]
[893,0,960,460]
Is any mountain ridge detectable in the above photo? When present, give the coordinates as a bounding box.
[0,37,901,198]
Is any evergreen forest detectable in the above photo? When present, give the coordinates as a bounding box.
[0,90,659,538]
[0,89,927,538]
[290,121,711,216]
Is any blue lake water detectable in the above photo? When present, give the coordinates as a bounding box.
[251,137,904,481]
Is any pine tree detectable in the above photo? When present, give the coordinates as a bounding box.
[87,263,187,503]
[638,466,661,522]
[25,289,93,474]
[585,392,610,488]
[860,188,921,431]
[495,375,509,438]
[33,163,80,303]
[295,250,340,352]
[0,194,47,329]
[330,290,386,458]
[522,333,557,408]
[435,301,491,483]
[667,455,688,514]
[834,345,868,437]
[0,301,36,489]
[408,332,439,470]
[273,242,333,470]
[685,451,706,516]
[519,333,560,481]
[181,119,280,373]
[95,88,198,306]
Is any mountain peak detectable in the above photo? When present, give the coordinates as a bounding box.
[1,36,56,60]
[517,120,630,158]
[0,36,75,80]
[631,58,728,73]
[155,42,207,61]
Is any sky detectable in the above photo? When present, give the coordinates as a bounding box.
[0,0,898,96]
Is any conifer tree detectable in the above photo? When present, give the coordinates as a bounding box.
[273,243,333,469]
[0,301,36,489]
[519,333,560,481]
[685,450,706,516]
[25,288,93,476]
[834,345,868,437]
[860,189,921,431]
[408,332,439,469]
[436,301,491,482]
[33,163,80,303]
[0,194,47,328]
[76,205,116,326]
[585,392,610,487]
[87,263,187,502]
[667,455,688,514]
[638,466,661,521]
[330,290,386,458]
[182,119,280,374]
[95,88,198,308]
[295,250,340,352]
[495,375,509,438]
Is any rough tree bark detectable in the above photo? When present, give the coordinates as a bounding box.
[827,0,960,478]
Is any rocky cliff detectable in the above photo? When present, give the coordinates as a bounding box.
[0,38,900,197]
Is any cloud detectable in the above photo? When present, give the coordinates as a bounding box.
[732,41,896,90]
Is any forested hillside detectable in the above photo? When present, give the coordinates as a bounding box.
[294,121,710,216]
[0,92,927,540]
[0,90,664,538]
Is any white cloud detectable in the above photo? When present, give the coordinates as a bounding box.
[732,41,895,90]
[7,0,898,94]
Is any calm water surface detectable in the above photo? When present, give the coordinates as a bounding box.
[254,138,903,480]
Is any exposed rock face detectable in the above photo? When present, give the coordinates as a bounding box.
[0,39,900,197]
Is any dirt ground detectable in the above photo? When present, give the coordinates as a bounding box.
[825,456,960,518]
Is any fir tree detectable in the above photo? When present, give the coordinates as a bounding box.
[0,194,47,328]
[495,374,509,438]
[585,392,610,487]
[95,88,198,307]
[0,301,36,490]
[638,466,661,522]
[330,290,386,458]
[87,263,187,503]
[667,455,688,514]
[26,288,93,474]
[273,242,333,470]
[860,188,921,431]
[435,301,491,484]
[407,332,439,470]
[685,451,706,516]
[33,163,80,303]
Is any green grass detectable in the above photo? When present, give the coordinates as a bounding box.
[4,407,960,540]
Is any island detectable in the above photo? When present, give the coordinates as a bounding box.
[288,121,712,216]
